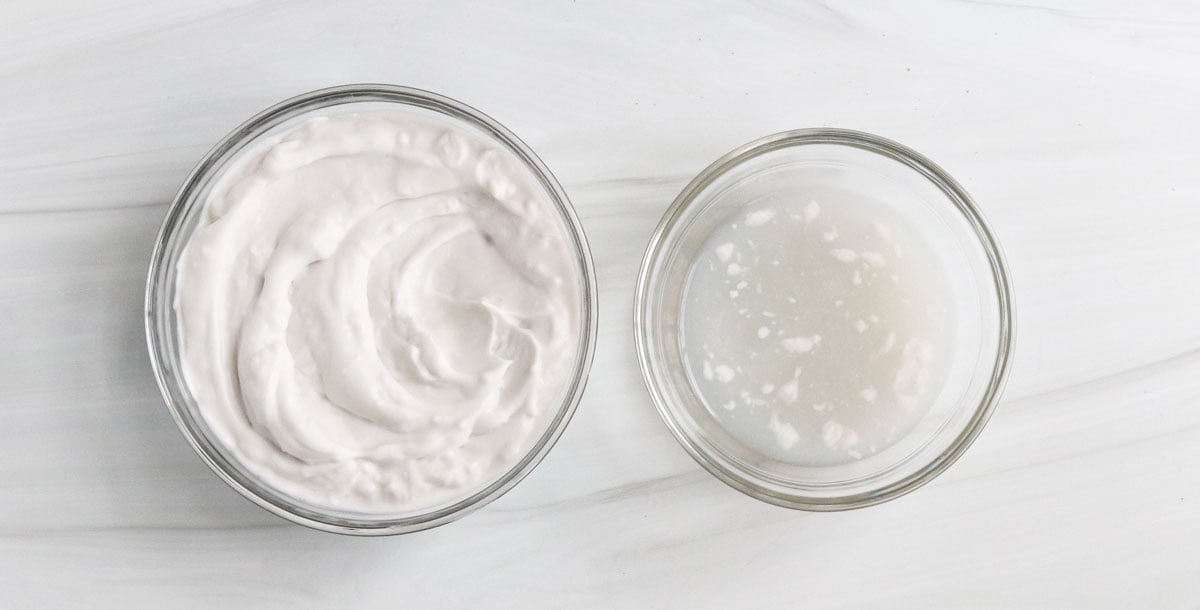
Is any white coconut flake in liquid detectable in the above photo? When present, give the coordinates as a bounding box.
[680,197,954,466]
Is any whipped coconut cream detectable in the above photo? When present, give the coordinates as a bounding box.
[175,111,582,513]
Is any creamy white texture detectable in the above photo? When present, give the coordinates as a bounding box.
[175,111,581,513]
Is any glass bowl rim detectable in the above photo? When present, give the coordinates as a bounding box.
[145,84,599,535]
[633,127,1015,511]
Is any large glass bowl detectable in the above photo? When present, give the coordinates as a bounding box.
[146,85,598,535]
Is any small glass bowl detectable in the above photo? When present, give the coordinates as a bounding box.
[634,129,1014,510]
[145,85,598,535]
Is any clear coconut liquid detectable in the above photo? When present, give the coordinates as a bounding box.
[680,194,956,466]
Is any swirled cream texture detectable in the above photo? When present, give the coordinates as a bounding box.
[175,112,582,513]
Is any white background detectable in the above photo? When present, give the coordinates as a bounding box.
[2,1,1199,608]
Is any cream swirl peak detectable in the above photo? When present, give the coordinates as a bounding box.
[175,112,582,513]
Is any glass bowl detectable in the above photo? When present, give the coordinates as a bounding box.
[634,129,1013,510]
[145,84,598,535]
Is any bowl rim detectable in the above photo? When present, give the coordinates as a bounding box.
[633,127,1015,511]
[145,84,599,535]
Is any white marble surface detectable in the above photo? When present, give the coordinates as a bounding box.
[2,1,1199,607]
